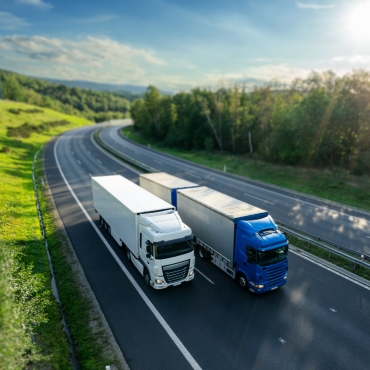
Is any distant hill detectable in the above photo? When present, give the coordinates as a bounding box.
[0,68,131,122]
[41,78,147,97]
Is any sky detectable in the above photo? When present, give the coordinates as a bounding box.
[0,0,370,91]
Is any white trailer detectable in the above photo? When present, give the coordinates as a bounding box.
[140,172,198,208]
[92,175,195,289]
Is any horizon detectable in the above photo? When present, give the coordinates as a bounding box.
[0,0,370,91]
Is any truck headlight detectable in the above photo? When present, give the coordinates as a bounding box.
[189,269,194,276]
[284,275,287,280]
[155,279,164,284]
[255,284,264,289]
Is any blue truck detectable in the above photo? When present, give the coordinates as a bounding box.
[140,172,289,293]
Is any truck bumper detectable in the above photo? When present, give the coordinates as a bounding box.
[249,276,287,294]
[151,270,195,289]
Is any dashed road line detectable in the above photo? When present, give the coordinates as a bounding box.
[243,192,274,205]
[194,268,215,285]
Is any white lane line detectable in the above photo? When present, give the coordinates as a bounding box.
[329,308,337,313]
[77,160,82,165]
[278,338,286,344]
[97,159,102,164]
[243,192,274,205]
[90,131,142,175]
[244,182,366,220]
[194,268,215,285]
[54,136,202,370]
[186,172,202,179]
[290,249,370,291]
[367,236,370,239]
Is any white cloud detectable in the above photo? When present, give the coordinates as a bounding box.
[15,0,53,10]
[0,35,167,85]
[297,2,336,9]
[0,12,29,30]
[332,55,370,64]
[74,15,118,24]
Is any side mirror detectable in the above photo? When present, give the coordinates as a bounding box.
[146,245,150,254]
[192,235,197,243]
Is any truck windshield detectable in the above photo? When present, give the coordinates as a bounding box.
[258,245,288,267]
[155,241,193,260]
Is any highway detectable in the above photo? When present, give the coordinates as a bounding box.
[99,122,370,257]
[44,123,370,370]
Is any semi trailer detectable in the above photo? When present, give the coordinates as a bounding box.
[92,175,195,289]
[140,172,288,293]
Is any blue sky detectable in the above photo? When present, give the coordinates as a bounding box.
[0,0,370,91]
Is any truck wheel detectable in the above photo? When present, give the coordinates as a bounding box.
[100,216,104,226]
[107,225,111,234]
[126,248,131,261]
[144,270,151,287]
[237,273,248,290]
[198,247,208,260]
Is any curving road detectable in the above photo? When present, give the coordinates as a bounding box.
[44,123,370,370]
[99,123,370,257]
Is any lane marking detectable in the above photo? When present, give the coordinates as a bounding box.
[90,131,142,175]
[97,159,102,164]
[290,249,370,291]
[244,182,368,220]
[186,172,202,179]
[194,268,215,285]
[154,160,163,164]
[278,338,286,344]
[367,236,370,239]
[329,308,337,313]
[243,192,274,205]
[77,160,82,165]
[54,135,202,370]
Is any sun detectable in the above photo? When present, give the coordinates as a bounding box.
[348,3,370,40]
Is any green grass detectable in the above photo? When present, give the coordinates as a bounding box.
[122,126,370,212]
[0,100,120,369]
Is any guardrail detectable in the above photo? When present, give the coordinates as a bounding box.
[94,126,370,271]
[93,127,158,173]
[277,222,370,269]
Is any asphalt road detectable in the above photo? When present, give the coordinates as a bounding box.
[44,124,370,370]
[99,122,370,257]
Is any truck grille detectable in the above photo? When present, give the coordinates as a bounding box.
[162,260,190,284]
[266,265,285,287]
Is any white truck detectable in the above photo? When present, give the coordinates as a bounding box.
[92,175,195,289]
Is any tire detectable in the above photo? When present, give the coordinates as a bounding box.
[100,216,104,226]
[237,273,248,290]
[144,270,151,287]
[126,248,131,261]
[104,220,108,230]
[198,247,208,260]
[107,225,111,234]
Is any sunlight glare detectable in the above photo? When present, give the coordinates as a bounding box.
[348,3,370,40]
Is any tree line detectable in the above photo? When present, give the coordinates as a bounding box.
[0,69,131,122]
[131,70,370,175]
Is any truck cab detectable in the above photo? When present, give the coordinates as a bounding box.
[136,211,195,289]
[234,216,288,293]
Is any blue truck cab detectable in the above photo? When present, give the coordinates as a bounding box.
[235,216,288,293]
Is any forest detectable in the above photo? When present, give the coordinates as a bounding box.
[0,69,130,122]
[131,70,370,175]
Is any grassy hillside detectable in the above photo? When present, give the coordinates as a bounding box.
[0,68,131,122]
[0,100,118,369]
